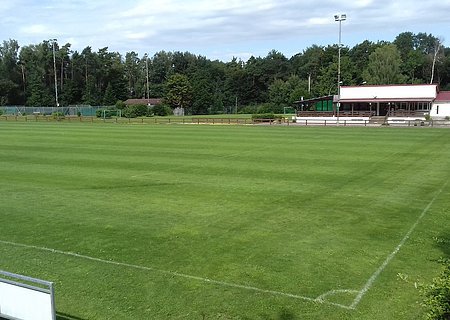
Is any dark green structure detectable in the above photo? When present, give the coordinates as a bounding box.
[294,95,335,114]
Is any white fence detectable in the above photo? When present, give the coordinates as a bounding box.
[0,270,55,320]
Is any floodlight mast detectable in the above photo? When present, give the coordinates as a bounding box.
[145,53,150,102]
[334,14,346,125]
[50,39,59,113]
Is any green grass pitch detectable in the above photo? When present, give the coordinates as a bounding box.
[0,122,449,319]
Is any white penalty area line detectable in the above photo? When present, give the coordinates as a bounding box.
[6,183,444,310]
[0,239,352,310]
[350,179,449,309]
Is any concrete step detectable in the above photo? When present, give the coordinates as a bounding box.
[369,116,386,124]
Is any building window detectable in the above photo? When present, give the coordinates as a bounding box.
[416,102,431,111]
[437,105,439,114]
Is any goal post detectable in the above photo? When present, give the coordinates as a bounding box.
[0,270,55,320]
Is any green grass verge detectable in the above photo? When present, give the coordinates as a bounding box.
[0,122,449,319]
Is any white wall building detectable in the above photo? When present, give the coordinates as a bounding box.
[295,84,450,122]
[430,91,450,119]
[339,84,438,117]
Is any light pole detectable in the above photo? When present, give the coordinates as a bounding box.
[144,54,150,102]
[334,13,346,125]
[50,39,59,114]
[328,80,343,96]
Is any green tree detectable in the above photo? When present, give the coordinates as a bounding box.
[26,72,53,106]
[66,50,87,103]
[363,44,406,84]
[402,50,426,83]
[190,58,226,114]
[124,51,140,98]
[103,82,116,105]
[150,51,173,84]
[415,32,439,55]
[82,75,101,105]
[285,75,310,103]
[19,41,56,106]
[290,45,331,96]
[0,39,22,104]
[224,58,253,107]
[268,79,290,110]
[440,48,450,89]
[349,40,382,84]
[108,59,128,102]
[165,73,193,112]
[267,75,309,112]
[0,32,447,109]
[0,79,18,105]
[394,32,416,61]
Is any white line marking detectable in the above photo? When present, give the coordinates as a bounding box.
[316,289,359,302]
[6,182,445,310]
[350,180,448,309]
[315,289,359,310]
[0,239,352,309]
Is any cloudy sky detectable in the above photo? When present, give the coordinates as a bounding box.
[1,0,449,61]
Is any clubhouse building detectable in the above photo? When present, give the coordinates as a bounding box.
[295,84,450,123]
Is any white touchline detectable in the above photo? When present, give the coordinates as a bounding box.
[350,180,448,309]
[0,239,352,310]
[315,289,359,303]
[4,183,445,311]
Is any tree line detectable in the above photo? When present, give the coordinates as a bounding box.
[0,31,448,115]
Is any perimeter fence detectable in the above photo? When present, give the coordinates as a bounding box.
[1,112,450,127]
[0,105,104,117]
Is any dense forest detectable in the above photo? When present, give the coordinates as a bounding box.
[0,32,448,114]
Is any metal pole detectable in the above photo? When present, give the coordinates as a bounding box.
[334,14,346,126]
[337,19,341,125]
[145,54,150,101]
[308,73,311,93]
[51,39,59,113]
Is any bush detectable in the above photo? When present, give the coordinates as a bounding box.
[115,100,126,110]
[251,113,276,120]
[152,104,172,116]
[239,105,258,114]
[0,109,3,115]
[123,104,148,118]
[96,109,117,118]
[256,103,275,114]
[423,258,450,319]
[52,112,64,119]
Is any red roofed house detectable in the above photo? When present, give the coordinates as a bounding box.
[124,98,162,106]
[339,84,438,117]
[295,84,450,123]
[430,91,450,119]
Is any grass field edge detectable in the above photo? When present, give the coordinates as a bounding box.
[350,179,449,309]
[0,239,357,310]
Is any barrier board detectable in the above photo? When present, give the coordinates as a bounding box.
[0,270,55,320]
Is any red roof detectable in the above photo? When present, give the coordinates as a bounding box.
[341,84,438,89]
[125,98,162,105]
[435,91,450,102]
[340,98,434,103]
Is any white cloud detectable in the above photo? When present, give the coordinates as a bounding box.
[353,0,374,8]
[306,17,332,26]
[20,24,53,36]
[0,0,449,61]
[125,32,152,40]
